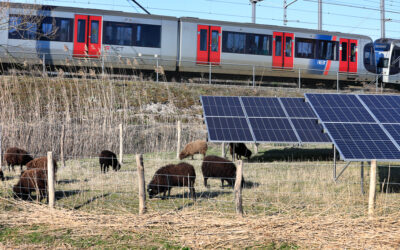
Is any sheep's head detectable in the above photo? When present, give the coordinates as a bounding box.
[147,183,159,198]
[179,152,187,160]
[245,149,252,159]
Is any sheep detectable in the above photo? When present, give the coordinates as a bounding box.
[26,157,58,174]
[13,168,48,201]
[99,150,121,173]
[4,147,33,172]
[0,169,4,181]
[229,143,252,160]
[147,162,196,199]
[201,155,245,188]
[179,140,207,160]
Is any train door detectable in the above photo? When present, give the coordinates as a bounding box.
[73,15,102,58]
[196,25,221,65]
[339,39,358,73]
[272,32,294,69]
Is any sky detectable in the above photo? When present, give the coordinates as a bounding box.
[8,0,400,41]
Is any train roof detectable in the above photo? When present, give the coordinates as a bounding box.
[6,2,372,41]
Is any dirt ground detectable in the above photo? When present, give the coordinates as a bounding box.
[1,198,400,249]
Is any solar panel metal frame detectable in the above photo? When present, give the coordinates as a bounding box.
[305,93,400,162]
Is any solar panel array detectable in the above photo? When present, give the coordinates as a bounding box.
[201,96,330,144]
[305,93,400,161]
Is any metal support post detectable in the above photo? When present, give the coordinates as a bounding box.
[298,68,301,89]
[252,65,255,87]
[333,145,336,180]
[209,62,212,84]
[156,57,159,83]
[318,0,322,30]
[42,54,46,76]
[361,162,365,194]
[376,75,379,93]
[101,54,105,76]
[368,160,377,218]
[336,72,339,92]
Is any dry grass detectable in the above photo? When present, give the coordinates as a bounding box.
[1,197,400,249]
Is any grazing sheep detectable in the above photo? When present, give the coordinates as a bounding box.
[148,162,196,199]
[99,150,121,173]
[26,157,58,174]
[179,140,207,160]
[4,147,33,171]
[229,143,252,160]
[13,168,48,200]
[201,155,245,188]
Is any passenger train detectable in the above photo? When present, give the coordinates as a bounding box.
[0,3,378,83]
[374,38,400,84]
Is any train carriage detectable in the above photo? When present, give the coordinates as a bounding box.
[0,3,377,84]
[375,38,400,84]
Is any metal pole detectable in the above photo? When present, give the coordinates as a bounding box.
[119,123,123,164]
[42,54,46,76]
[252,65,255,87]
[283,0,287,26]
[376,75,379,93]
[252,1,256,23]
[361,162,365,194]
[336,72,339,92]
[47,152,55,208]
[333,145,337,180]
[368,160,377,218]
[318,0,322,30]
[101,53,105,76]
[298,68,301,89]
[381,0,385,39]
[156,57,159,83]
[209,62,212,84]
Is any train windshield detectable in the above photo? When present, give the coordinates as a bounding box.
[377,58,389,68]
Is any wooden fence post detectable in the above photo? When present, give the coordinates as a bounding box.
[60,124,65,168]
[254,143,258,155]
[221,143,225,157]
[368,160,377,218]
[47,152,55,209]
[176,121,181,159]
[119,123,123,164]
[235,160,243,216]
[136,154,147,215]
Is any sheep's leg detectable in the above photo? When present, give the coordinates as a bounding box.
[190,186,196,200]
[191,155,194,160]
[221,179,224,189]
[20,164,23,172]
[167,188,171,197]
[204,178,208,187]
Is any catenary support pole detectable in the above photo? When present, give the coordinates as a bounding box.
[235,160,243,216]
[381,0,385,39]
[368,160,377,218]
[318,0,322,30]
[176,121,181,159]
[47,152,55,209]
[136,154,147,215]
[119,123,123,164]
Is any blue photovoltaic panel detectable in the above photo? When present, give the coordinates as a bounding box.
[205,117,254,142]
[291,119,331,143]
[280,98,317,118]
[248,118,298,142]
[201,96,244,117]
[360,95,400,123]
[241,97,286,117]
[305,94,375,123]
[324,123,400,160]
[383,124,400,145]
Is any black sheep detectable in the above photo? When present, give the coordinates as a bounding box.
[4,147,34,171]
[99,150,121,173]
[148,162,196,199]
[0,169,4,181]
[201,155,244,188]
[13,168,48,201]
[229,143,252,160]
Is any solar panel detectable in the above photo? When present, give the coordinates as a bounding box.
[305,94,375,123]
[248,118,298,142]
[324,123,400,160]
[201,96,244,117]
[383,124,400,145]
[359,95,400,123]
[291,119,331,143]
[205,117,254,142]
[280,97,317,118]
[241,97,286,118]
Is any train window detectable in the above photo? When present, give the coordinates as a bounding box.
[8,15,38,40]
[363,43,376,73]
[211,30,219,52]
[134,24,161,48]
[77,20,86,43]
[245,34,272,55]
[103,22,133,46]
[90,20,99,44]
[285,37,292,57]
[56,19,73,42]
[200,29,208,51]
[295,38,315,59]
[341,42,347,61]
[316,40,338,60]
[275,36,282,56]
[350,43,356,62]
[222,31,245,54]
[390,48,400,75]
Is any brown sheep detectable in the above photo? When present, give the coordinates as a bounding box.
[99,150,121,173]
[4,147,33,171]
[179,140,207,160]
[26,157,58,174]
[229,143,252,160]
[201,155,245,188]
[148,162,196,199]
[13,168,48,201]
